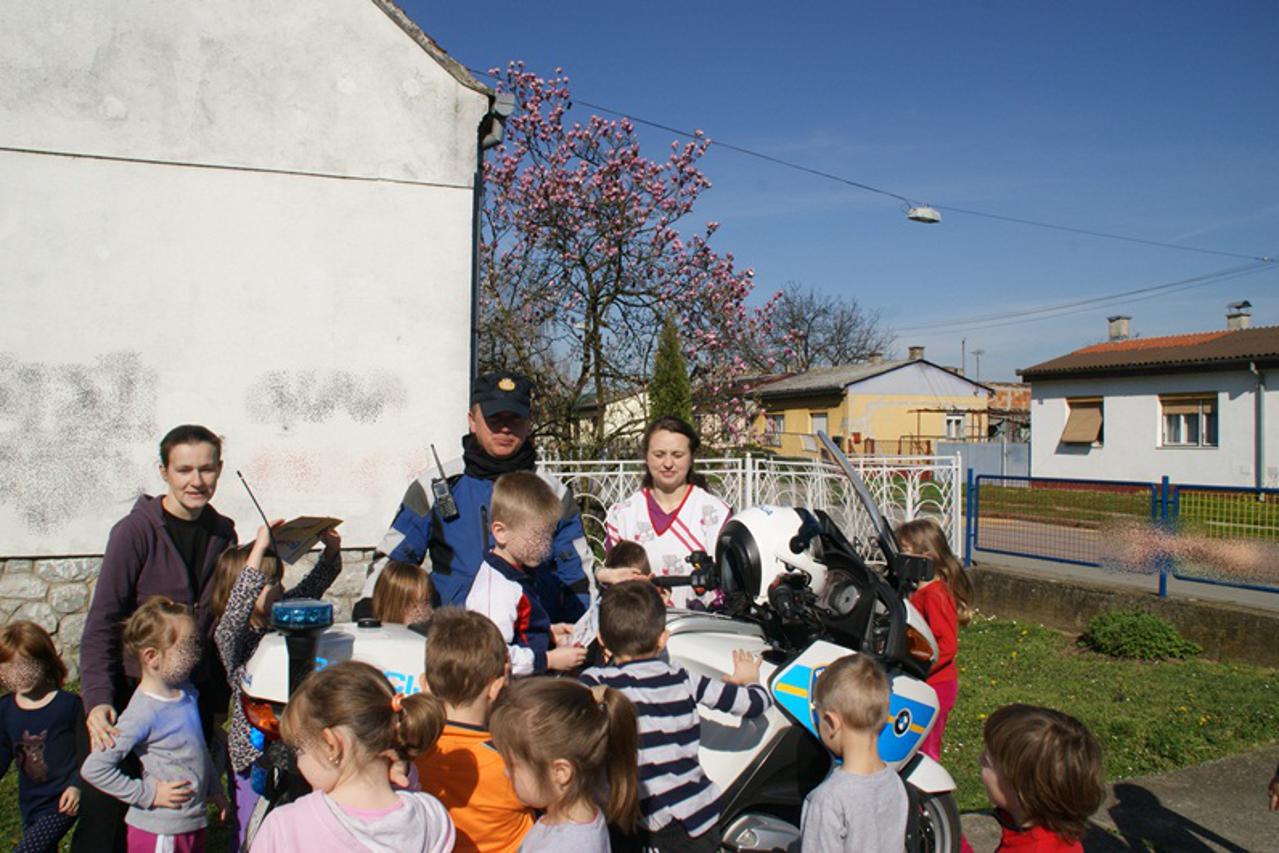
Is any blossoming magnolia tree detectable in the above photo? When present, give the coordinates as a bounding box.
[477,63,780,453]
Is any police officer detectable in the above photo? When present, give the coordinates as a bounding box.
[358,374,593,623]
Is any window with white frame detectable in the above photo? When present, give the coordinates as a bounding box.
[762,413,784,447]
[810,411,829,435]
[945,413,965,439]
[1160,396,1217,447]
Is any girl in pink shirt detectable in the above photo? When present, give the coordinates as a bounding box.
[252,661,454,853]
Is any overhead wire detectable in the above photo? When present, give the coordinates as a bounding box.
[896,263,1277,334]
[465,66,1274,264]
[894,262,1271,332]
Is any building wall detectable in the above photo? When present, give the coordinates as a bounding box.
[754,364,992,457]
[1028,369,1277,487]
[753,393,844,456]
[0,0,490,555]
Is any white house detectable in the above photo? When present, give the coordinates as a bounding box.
[1019,309,1278,488]
[0,0,497,554]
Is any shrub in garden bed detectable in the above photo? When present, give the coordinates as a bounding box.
[1080,609,1201,660]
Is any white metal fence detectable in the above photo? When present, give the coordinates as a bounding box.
[541,454,962,559]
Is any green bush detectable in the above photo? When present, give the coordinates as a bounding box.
[1081,610,1201,660]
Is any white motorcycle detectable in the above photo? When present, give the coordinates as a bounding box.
[238,433,962,851]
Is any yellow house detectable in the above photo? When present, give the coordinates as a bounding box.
[752,351,992,457]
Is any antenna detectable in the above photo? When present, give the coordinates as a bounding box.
[236,470,280,555]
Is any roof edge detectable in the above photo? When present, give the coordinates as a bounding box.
[370,0,493,97]
[754,359,993,399]
[1019,356,1279,381]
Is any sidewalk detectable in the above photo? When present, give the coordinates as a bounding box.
[961,745,1279,851]
[972,548,1279,614]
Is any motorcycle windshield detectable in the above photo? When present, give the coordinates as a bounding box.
[816,430,899,560]
[770,641,937,767]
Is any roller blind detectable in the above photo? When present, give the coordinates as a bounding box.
[1161,396,1214,415]
[1060,400,1103,444]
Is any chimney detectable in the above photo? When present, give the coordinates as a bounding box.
[1227,300,1252,331]
[908,345,925,360]
[867,351,884,365]
[1107,315,1131,342]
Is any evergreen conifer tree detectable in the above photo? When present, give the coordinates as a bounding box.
[649,320,693,424]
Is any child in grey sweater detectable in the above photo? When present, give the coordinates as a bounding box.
[81,596,226,850]
[800,654,907,853]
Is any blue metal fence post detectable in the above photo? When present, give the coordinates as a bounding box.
[964,468,975,567]
[1158,475,1170,598]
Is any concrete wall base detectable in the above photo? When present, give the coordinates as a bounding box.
[970,563,1279,668]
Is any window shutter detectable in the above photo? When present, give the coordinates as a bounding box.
[1060,400,1103,444]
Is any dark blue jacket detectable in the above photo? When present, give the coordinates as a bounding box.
[365,457,592,624]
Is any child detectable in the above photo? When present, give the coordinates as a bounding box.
[81,596,226,852]
[489,676,639,852]
[252,660,454,853]
[416,608,533,852]
[981,704,1105,852]
[800,654,908,853]
[212,521,342,850]
[373,560,434,627]
[896,517,973,760]
[568,539,663,651]
[580,581,771,850]
[0,621,86,853]
[465,471,587,675]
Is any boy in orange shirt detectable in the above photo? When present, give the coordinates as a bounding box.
[417,608,533,852]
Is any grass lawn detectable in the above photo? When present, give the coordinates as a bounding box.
[942,618,1279,812]
[5,618,1276,846]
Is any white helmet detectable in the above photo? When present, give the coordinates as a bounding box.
[715,506,829,605]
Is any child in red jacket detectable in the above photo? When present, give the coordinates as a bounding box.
[981,704,1105,851]
[897,518,973,761]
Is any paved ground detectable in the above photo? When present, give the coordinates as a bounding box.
[960,745,1279,851]
[971,548,1279,614]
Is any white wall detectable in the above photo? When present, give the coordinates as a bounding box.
[1029,369,1277,487]
[0,1,490,554]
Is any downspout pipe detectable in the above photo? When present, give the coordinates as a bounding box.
[1250,361,1266,491]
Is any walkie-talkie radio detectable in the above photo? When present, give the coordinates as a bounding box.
[429,444,459,521]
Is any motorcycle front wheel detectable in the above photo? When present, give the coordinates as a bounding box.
[916,791,962,853]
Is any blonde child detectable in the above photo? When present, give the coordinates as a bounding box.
[81,597,227,852]
[416,608,533,852]
[212,521,342,849]
[981,704,1105,852]
[465,471,587,675]
[0,622,85,853]
[800,654,907,853]
[252,660,454,853]
[372,560,434,627]
[580,581,770,850]
[896,517,973,760]
[489,676,639,852]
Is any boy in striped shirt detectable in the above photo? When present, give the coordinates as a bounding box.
[580,581,771,851]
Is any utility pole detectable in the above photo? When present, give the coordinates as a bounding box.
[973,348,985,382]
[961,338,966,376]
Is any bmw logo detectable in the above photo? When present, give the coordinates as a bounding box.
[893,709,912,736]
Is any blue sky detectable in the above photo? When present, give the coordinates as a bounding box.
[401,1,1279,381]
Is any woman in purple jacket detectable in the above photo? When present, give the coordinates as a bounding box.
[74,424,237,853]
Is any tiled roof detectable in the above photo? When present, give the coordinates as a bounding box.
[1019,325,1279,379]
[751,360,912,397]
[1074,330,1230,354]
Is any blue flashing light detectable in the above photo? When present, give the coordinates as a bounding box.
[270,599,334,631]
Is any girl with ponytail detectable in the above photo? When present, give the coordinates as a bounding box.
[489,677,639,851]
[252,661,454,853]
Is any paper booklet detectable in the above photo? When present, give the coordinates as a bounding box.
[271,516,342,564]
